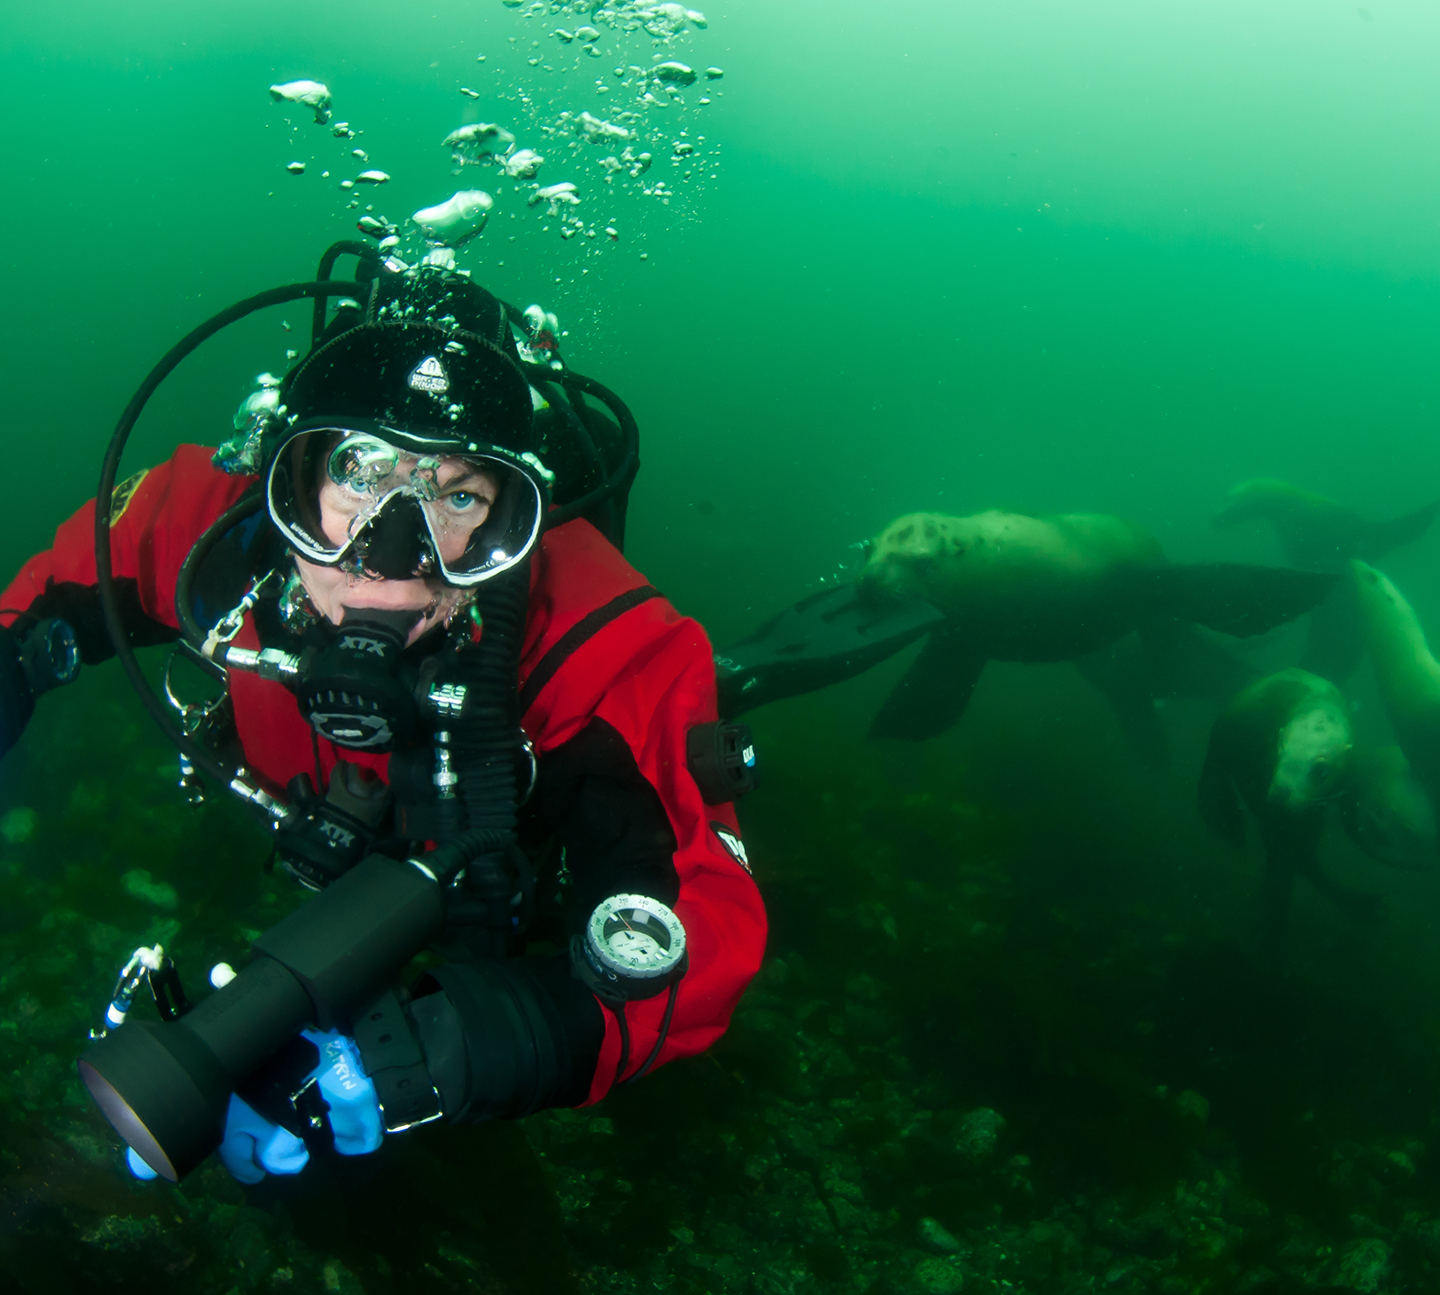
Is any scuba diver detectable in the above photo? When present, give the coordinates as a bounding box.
[0,244,765,1184]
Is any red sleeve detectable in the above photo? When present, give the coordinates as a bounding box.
[0,444,252,636]
[583,615,765,1100]
[523,524,768,1102]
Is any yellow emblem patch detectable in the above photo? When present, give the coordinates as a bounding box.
[109,469,150,524]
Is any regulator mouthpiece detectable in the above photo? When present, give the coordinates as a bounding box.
[297,609,424,751]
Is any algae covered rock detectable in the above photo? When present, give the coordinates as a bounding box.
[1336,1237,1391,1293]
[1,807,36,845]
[121,868,177,911]
[914,1254,966,1293]
[955,1107,1005,1161]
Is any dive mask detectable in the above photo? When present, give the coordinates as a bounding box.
[267,422,544,586]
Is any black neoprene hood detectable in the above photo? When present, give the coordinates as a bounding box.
[278,271,539,458]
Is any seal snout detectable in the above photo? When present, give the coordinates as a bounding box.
[1270,701,1353,809]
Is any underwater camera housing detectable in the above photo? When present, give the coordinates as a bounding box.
[80,852,446,1181]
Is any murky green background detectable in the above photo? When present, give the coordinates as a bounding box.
[3,1,1440,1291]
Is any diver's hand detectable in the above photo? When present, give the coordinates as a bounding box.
[0,618,80,759]
[217,1092,311,1183]
[223,1030,383,1183]
[0,624,37,760]
[126,1103,310,1183]
[126,1029,384,1184]
[305,1029,385,1156]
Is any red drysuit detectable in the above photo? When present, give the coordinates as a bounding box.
[1,444,766,1107]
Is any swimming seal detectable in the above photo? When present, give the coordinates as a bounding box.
[1351,560,1440,830]
[858,510,1335,742]
[1197,668,1381,953]
[1215,480,1440,572]
[1215,482,1440,680]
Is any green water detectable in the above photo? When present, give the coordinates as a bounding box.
[4,0,1440,1291]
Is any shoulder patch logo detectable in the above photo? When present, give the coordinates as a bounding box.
[408,355,449,394]
[710,822,751,874]
[110,469,150,524]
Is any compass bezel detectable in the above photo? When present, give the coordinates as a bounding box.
[585,894,687,982]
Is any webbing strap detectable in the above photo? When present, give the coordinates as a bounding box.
[518,584,662,716]
[351,990,443,1132]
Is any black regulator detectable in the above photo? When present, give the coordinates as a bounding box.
[298,611,422,749]
[204,604,464,755]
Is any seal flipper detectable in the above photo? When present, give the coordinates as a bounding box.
[1258,817,1381,956]
[1142,621,1259,703]
[1300,578,1363,683]
[868,629,986,741]
[1257,847,1297,960]
[1073,638,1170,769]
[1293,853,1386,924]
[1255,818,1325,957]
[1130,564,1336,637]
[1357,498,1440,562]
[1198,731,1247,847]
[715,583,946,718]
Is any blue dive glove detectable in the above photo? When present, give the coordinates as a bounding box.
[126,1029,383,1184]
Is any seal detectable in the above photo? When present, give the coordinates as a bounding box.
[1214,480,1439,572]
[1197,668,1381,952]
[1215,482,1440,680]
[859,510,1334,742]
[1351,559,1440,818]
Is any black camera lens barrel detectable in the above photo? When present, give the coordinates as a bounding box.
[79,957,310,1182]
[78,853,445,1181]
[251,852,444,1027]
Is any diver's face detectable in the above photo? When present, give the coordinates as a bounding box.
[314,449,500,563]
[294,451,501,646]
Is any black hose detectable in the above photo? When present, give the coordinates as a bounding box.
[497,299,641,536]
[541,372,640,532]
[434,557,532,953]
[622,981,679,1086]
[173,490,265,649]
[95,279,371,790]
[549,381,606,490]
[560,384,615,540]
[312,241,380,345]
[612,1012,631,1089]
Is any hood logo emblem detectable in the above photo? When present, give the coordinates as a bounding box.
[408,355,449,394]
